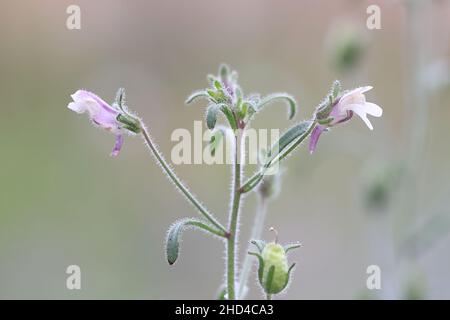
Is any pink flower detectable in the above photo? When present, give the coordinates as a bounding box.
[310,86,382,153]
[68,90,124,156]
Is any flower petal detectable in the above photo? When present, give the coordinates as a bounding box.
[338,88,368,110]
[347,104,374,130]
[71,90,117,115]
[67,102,85,113]
[111,134,124,157]
[363,102,383,117]
[356,86,373,94]
[309,125,326,153]
[340,86,372,102]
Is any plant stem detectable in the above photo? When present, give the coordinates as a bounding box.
[227,131,244,300]
[238,197,268,299]
[140,124,227,234]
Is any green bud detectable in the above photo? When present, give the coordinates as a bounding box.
[249,229,300,296]
[219,63,230,80]
[214,80,223,90]
[261,243,289,294]
[315,80,342,121]
[116,113,142,134]
[331,80,341,99]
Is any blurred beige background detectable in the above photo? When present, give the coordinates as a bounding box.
[0,0,449,299]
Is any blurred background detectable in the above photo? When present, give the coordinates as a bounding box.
[0,0,449,299]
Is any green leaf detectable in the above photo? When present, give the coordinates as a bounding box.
[166,220,186,265]
[205,104,236,130]
[284,243,302,254]
[240,171,264,194]
[219,63,230,80]
[230,70,238,83]
[209,129,225,156]
[206,89,216,99]
[316,81,341,119]
[240,121,313,193]
[265,265,276,294]
[248,251,265,283]
[250,239,266,253]
[214,80,223,90]
[116,114,142,134]
[264,120,315,167]
[185,91,210,104]
[237,101,247,119]
[206,104,219,129]
[282,263,296,290]
[217,287,227,300]
[114,87,126,111]
[331,80,341,99]
[235,86,242,100]
[257,93,297,120]
[166,218,226,265]
[207,74,216,85]
[220,105,238,130]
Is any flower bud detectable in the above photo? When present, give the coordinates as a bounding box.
[116,113,142,134]
[260,243,289,294]
[249,230,301,296]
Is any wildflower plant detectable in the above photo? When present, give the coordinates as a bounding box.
[68,64,382,299]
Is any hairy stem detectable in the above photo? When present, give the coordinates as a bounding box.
[238,197,268,298]
[141,123,227,233]
[227,131,244,300]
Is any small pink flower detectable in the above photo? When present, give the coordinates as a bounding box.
[68,90,124,156]
[310,86,383,153]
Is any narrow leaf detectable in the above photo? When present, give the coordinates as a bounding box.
[250,239,266,253]
[265,265,276,294]
[281,262,296,291]
[332,80,341,99]
[248,251,265,283]
[264,120,314,167]
[208,128,225,156]
[166,218,225,265]
[219,63,230,80]
[284,243,302,254]
[257,93,297,120]
[217,287,227,300]
[214,80,223,90]
[206,104,219,129]
[219,105,238,130]
[114,87,126,111]
[166,220,185,265]
[240,171,264,193]
[185,91,210,104]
